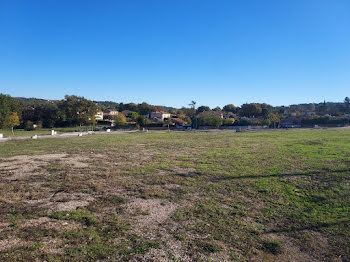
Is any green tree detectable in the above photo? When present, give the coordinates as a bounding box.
[138,102,152,115]
[223,104,237,113]
[184,116,192,126]
[188,101,197,128]
[197,111,222,128]
[239,103,262,117]
[0,94,21,128]
[317,101,329,115]
[113,114,127,127]
[124,103,138,112]
[197,106,210,114]
[58,95,98,126]
[4,112,20,135]
[239,117,251,126]
[136,115,147,128]
[261,104,273,119]
[130,112,139,120]
[31,103,60,128]
[165,117,172,130]
[344,97,350,114]
[212,106,221,112]
[269,113,280,128]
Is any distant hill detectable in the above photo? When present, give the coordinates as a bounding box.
[15,97,59,106]
[94,101,119,108]
[14,97,178,111]
[159,106,177,112]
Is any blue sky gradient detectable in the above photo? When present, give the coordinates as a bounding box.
[0,0,349,108]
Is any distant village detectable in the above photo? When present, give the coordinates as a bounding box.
[0,94,350,131]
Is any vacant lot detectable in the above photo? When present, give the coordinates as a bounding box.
[0,129,349,261]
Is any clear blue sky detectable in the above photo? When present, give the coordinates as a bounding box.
[0,0,349,108]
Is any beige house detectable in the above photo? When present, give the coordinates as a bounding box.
[150,111,171,121]
[95,111,104,120]
[103,109,119,119]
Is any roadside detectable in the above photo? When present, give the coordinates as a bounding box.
[1,126,349,143]
[0,129,139,142]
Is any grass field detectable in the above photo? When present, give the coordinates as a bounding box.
[0,129,349,261]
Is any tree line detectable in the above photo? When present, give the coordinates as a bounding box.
[0,93,349,131]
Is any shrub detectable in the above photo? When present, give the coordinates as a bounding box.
[223,118,235,125]
[24,120,34,131]
[36,120,43,129]
[197,241,222,253]
[238,117,251,126]
[262,239,283,255]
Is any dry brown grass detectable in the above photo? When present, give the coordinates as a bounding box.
[0,130,349,261]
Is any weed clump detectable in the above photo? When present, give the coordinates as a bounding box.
[197,241,222,253]
[50,208,99,226]
[262,239,283,255]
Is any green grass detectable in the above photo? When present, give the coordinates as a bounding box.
[0,129,349,261]
[50,209,99,226]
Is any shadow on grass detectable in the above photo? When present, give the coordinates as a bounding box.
[264,220,350,234]
[210,168,350,182]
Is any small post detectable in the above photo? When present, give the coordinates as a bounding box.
[51,130,55,136]
[0,134,3,139]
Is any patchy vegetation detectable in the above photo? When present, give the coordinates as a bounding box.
[0,129,349,261]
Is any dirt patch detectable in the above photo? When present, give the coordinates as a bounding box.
[0,222,10,233]
[0,153,92,181]
[126,198,177,230]
[259,232,331,262]
[24,192,95,212]
[0,238,27,252]
[125,198,193,261]
[21,216,81,231]
[163,184,180,189]
[42,237,64,254]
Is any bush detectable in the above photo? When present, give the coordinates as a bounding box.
[197,241,222,253]
[262,239,283,255]
[222,118,235,125]
[36,121,43,129]
[238,117,251,126]
[24,121,34,131]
